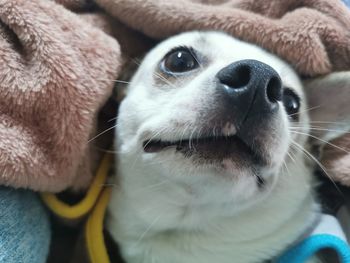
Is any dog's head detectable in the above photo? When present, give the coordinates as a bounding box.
[116,31,350,213]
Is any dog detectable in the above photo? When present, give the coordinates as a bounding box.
[106,31,350,263]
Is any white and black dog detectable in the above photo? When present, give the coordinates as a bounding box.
[107,31,350,263]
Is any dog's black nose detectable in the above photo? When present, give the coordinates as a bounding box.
[216,60,282,120]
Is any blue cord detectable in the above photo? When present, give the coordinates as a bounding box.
[275,234,350,263]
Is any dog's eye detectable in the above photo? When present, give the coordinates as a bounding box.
[283,89,300,120]
[162,47,199,73]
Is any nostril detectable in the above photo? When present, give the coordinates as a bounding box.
[235,65,251,88]
[220,65,251,89]
[266,76,282,103]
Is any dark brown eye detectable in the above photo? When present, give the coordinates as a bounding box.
[283,88,300,120]
[162,47,199,73]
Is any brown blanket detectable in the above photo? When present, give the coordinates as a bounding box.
[1,0,350,192]
[0,0,122,191]
[96,0,350,76]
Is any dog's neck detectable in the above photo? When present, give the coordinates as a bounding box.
[107,152,318,263]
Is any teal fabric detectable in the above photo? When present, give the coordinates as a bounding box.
[275,234,350,263]
[0,187,51,263]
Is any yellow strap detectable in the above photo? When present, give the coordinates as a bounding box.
[85,187,112,263]
[41,153,113,220]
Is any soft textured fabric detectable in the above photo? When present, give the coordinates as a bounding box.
[0,186,51,263]
[0,0,121,192]
[95,0,350,77]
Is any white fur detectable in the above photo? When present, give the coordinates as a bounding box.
[107,32,321,263]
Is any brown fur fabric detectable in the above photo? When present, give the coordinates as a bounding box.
[0,0,121,191]
[1,0,350,192]
[95,0,350,76]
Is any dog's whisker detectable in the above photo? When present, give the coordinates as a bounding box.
[107,117,118,123]
[91,146,122,155]
[212,125,217,139]
[285,150,297,165]
[131,129,169,169]
[288,105,321,117]
[290,130,350,154]
[297,120,349,125]
[96,78,131,84]
[289,148,298,164]
[188,48,203,69]
[290,124,346,129]
[134,214,162,246]
[291,126,350,135]
[290,140,344,197]
[142,127,169,151]
[88,124,117,143]
[134,179,171,194]
[289,124,350,136]
[180,124,190,144]
[281,159,292,177]
[196,126,204,143]
[131,127,169,169]
[153,71,178,88]
[289,125,324,129]
[131,151,143,169]
[188,127,197,150]
[132,58,175,86]
[134,55,181,89]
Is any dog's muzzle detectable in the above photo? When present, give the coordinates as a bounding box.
[143,60,283,166]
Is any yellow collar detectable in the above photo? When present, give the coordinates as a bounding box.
[41,153,113,263]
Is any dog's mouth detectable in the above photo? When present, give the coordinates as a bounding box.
[143,135,261,163]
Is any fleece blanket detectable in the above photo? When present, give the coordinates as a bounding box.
[1,0,350,192]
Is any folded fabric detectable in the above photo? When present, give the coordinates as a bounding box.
[0,186,51,263]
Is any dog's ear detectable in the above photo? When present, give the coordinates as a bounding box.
[304,72,350,143]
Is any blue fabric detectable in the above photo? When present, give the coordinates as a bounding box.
[0,187,51,263]
[343,0,350,8]
[275,234,350,263]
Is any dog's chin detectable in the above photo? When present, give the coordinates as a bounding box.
[142,135,265,167]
